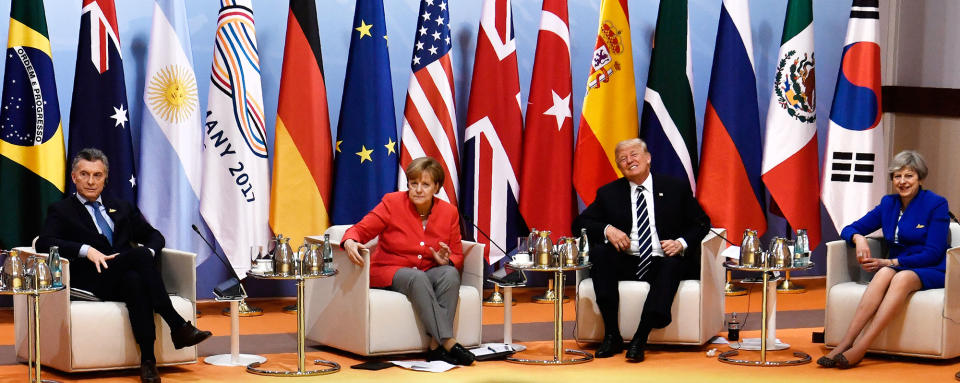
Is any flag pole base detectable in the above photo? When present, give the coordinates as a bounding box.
[776,271,806,294]
[221,299,263,317]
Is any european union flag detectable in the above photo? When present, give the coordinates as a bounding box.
[331,0,397,225]
[66,0,137,202]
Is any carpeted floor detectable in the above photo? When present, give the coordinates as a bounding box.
[0,277,957,382]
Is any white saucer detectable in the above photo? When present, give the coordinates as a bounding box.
[508,261,534,268]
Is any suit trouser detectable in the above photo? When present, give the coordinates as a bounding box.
[390,265,461,344]
[77,248,185,359]
[590,243,685,337]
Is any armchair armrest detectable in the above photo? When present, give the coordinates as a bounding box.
[304,225,373,355]
[699,228,727,341]
[826,237,886,291]
[160,248,196,303]
[460,241,484,293]
[946,246,960,322]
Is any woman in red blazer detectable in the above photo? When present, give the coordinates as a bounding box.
[342,157,474,366]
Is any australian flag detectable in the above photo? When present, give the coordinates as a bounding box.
[330,0,398,224]
[67,0,136,202]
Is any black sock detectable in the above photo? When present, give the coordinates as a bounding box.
[140,342,156,364]
[634,324,651,346]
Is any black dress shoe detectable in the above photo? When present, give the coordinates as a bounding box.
[625,337,645,362]
[446,343,476,366]
[140,360,161,383]
[425,346,459,365]
[171,321,212,350]
[595,333,624,358]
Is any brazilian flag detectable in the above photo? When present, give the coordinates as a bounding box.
[0,0,65,249]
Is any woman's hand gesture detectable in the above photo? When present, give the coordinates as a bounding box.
[343,239,367,266]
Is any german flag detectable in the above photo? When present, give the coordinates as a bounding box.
[572,0,639,205]
[269,0,333,241]
[0,0,65,248]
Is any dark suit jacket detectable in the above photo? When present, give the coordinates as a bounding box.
[36,195,165,287]
[573,175,710,279]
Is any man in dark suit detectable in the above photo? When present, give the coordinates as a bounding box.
[37,148,211,383]
[573,138,710,361]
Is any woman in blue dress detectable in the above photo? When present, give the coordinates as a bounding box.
[818,150,951,368]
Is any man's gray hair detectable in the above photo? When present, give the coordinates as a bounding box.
[71,148,110,174]
[614,138,648,156]
[889,150,928,180]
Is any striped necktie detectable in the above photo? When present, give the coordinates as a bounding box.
[86,201,114,246]
[635,186,652,280]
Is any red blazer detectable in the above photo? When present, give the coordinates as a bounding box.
[343,191,464,288]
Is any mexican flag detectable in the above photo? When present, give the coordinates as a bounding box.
[761,0,822,247]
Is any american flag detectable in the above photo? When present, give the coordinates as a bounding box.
[461,0,524,265]
[398,0,460,206]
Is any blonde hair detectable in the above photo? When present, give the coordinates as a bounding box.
[889,150,928,180]
[405,157,445,186]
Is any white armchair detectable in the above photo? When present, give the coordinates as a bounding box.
[304,225,484,356]
[574,229,727,345]
[823,222,960,359]
[13,247,198,372]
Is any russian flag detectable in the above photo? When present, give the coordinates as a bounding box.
[696,0,766,244]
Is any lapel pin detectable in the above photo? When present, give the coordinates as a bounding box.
[108,208,117,213]
[916,224,925,229]
[658,193,663,197]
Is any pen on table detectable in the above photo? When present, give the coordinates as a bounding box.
[487,346,497,353]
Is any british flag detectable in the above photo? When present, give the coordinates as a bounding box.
[461,0,524,265]
[84,0,120,74]
[398,0,460,206]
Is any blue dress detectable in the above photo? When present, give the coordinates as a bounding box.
[840,189,950,290]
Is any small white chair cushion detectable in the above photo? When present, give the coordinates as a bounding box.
[825,282,945,356]
[576,279,703,343]
[68,296,196,370]
[368,286,481,355]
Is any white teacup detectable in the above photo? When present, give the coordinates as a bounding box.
[513,252,532,265]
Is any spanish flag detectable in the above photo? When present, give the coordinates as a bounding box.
[573,0,638,205]
[0,0,65,248]
[269,0,333,241]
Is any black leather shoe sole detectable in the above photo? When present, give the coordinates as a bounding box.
[625,347,645,362]
[171,322,213,350]
[594,344,623,358]
[140,362,161,383]
[447,344,476,366]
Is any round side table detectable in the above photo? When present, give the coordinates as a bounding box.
[2,284,66,383]
[245,269,340,376]
[718,262,815,367]
[504,262,592,365]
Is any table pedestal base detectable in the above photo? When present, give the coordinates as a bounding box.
[718,350,810,366]
[205,354,266,367]
[246,360,340,376]
[507,349,593,365]
[736,337,790,351]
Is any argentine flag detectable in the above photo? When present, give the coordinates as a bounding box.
[138,0,208,263]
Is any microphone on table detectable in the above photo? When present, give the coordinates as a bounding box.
[694,216,738,247]
[460,213,526,285]
[459,213,510,256]
[192,224,245,299]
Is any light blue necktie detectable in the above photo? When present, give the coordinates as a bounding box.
[635,186,652,279]
[86,201,114,246]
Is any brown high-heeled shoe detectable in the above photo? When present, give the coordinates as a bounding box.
[834,352,861,369]
[816,355,837,368]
